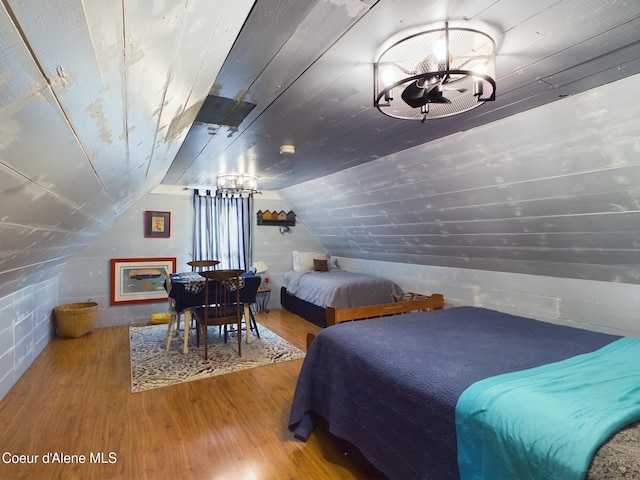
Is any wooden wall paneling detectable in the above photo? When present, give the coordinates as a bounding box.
[8,0,130,205]
[318,227,638,251]
[546,44,640,94]
[161,125,215,184]
[0,277,58,399]
[163,0,640,193]
[242,0,377,122]
[0,263,66,299]
[559,284,640,333]
[279,75,640,285]
[144,0,257,181]
[211,0,321,102]
[120,0,189,191]
[2,91,115,218]
[336,256,640,335]
[0,164,99,231]
[182,0,377,187]
[0,224,90,253]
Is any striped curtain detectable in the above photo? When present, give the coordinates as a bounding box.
[192,189,252,270]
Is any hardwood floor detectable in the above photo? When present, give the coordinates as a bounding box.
[0,309,385,479]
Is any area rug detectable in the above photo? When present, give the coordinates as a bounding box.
[129,324,305,392]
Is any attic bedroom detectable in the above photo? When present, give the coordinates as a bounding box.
[0,0,639,478]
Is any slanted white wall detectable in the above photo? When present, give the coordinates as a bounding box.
[280,75,640,287]
[337,257,640,337]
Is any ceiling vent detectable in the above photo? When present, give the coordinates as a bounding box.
[195,95,256,127]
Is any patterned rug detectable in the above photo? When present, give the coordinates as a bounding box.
[129,323,305,392]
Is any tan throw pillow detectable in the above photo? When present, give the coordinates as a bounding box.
[313,259,329,272]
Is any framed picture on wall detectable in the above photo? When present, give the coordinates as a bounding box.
[110,257,176,305]
[144,210,171,238]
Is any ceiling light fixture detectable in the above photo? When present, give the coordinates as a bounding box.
[216,173,258,198]
[280,144,295,155]
[374,21,496,122]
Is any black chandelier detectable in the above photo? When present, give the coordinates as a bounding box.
[374,22,496,122]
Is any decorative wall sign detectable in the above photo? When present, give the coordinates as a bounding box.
[257,210,296,226]
[144,211,171,238]
[110,257,176,305]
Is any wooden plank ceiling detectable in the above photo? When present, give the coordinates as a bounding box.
[0,0,253,296]
[161,0,640,285]
[164,0,640,190]
[0,0,639,298]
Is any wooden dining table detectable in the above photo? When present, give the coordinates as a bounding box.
[167,272,257,354]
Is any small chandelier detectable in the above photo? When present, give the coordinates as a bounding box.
[374,21,496,122]
[216,173,258,198]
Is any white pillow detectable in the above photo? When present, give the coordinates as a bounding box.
[293,251,329,272]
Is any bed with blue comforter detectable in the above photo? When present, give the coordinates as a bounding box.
[288,306,640,479]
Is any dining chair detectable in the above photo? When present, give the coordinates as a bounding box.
[187,260,220,271]
[239,273,262,338]
[184,260,220,331]
[164,267,181,350]
[194,269,244,359]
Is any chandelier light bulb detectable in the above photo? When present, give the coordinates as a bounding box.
[433,38,447,62]
[381,68,396,87]
[471,63,487,78]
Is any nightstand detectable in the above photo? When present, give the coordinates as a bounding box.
[255,287,271,313]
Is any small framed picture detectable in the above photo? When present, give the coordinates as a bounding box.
[144,211,171,238]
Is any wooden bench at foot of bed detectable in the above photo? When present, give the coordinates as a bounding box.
[306,294,444,349]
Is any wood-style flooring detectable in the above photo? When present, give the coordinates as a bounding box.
[0,309,385,479]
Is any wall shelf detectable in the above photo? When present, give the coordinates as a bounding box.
[257,210,296,226]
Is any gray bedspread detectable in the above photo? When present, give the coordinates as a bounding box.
[283,270,396,309]
[288,307,620,480]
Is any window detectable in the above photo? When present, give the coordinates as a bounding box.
[192,190,252,270]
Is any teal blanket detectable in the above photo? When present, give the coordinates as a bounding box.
[456,337,640,480]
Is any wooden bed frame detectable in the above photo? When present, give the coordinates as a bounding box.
[306,293,444,349]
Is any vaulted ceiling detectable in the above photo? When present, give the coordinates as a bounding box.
[1,0,639,298]
[163,0,640,190]
[0,0,253,296]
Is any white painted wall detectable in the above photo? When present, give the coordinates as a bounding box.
[337,257,640,337]
[58,185,639,335]
[58,189,324,324]
[252,192,325,311]
[2,188,637,404]
[58,189,193,327]
[0,187,324,400]
[0,278,57,400]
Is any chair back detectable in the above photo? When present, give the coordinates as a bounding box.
[188,260,220,271]
[239,274,261,304]
[200,269,244,326]
[163,268,178,330]
[164,267,173,295]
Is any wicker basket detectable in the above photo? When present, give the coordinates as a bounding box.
[54,302,98,338]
